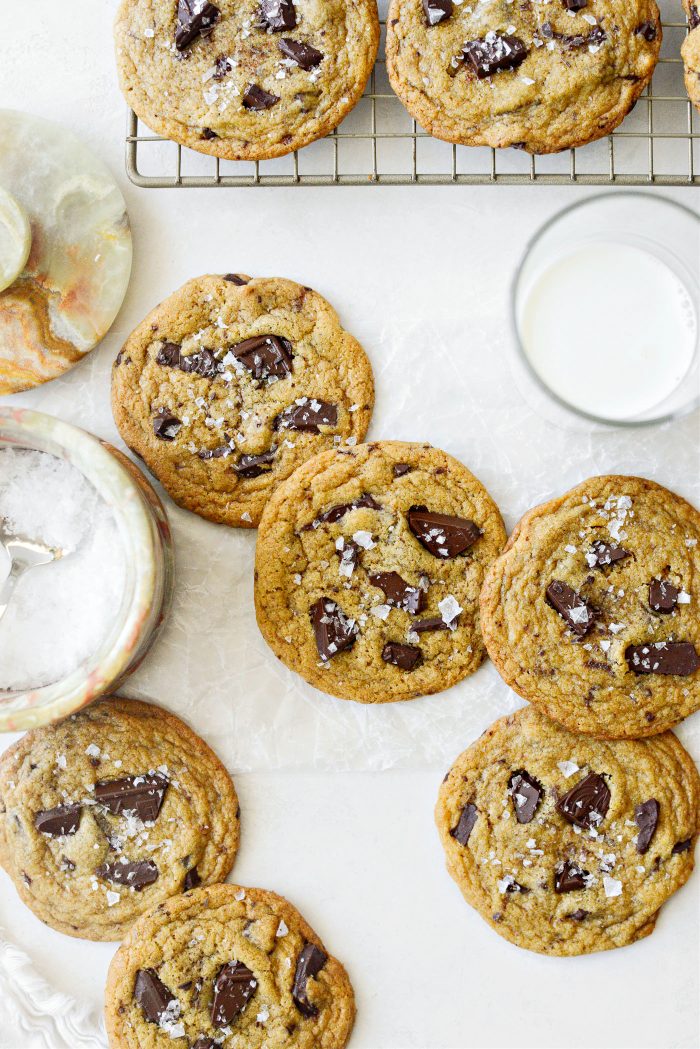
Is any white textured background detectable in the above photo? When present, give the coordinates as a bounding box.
[1,1,699,1046]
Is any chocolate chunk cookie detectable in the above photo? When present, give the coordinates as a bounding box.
[255,440,506,702]
[0,698,239,941]
[386,0,661,153]
[105,882,355,1048]
[114,0,379,161]
[683,2,700,112]
[436,706,700,956]
[480,476,700,738]
[112,275,374,528]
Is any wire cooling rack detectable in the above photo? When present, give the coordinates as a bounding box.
[126,4,699,188]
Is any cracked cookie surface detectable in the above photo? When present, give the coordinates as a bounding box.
[114,0,379,160]
[111,275,374,528]
[386,0,661,153]
[105,882,355,1049]
[480,476,700,738]
[255,440,506,703]
[0,697,239,941]
[683,2,700,111]
[436,706,700,956]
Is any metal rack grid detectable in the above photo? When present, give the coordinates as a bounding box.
[126,5,699,188]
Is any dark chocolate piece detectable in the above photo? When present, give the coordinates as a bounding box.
[369,571,425,614]
[184,867,201,891]
[626,642,699,677]
[634,21,658,40]
[393,463,412,477]
[134,969,178,1025]
[153,410,182,441]
[233,449,276,478]
[450,803,477,846]
[554,860,590,893]
[279,38,324,69]
[635,799,659,855]
[509,770,543,824]
[259,0,296,32]
[229,334,293,381]
[461,34,529,78]
[311,599,357,662]
[275,398,338,432]
[211,961,257,1026]
[381,641,422,670]
[96,859,159,890]
[407,506,481,558]
[545,580,594,636]
[540,22,607,49]
[588,540,630,568]
[304,493,380,530]
[556,772,610,829]
[563,0,587,8]
[223,273,248,284]
[242,84,281,111]
[672,839,692,854]
[34,804,82,837]
[175,0,220,51]
[94,773,168,822]
[566,909,589,921]
[198,444,231,461]
[192,1039,220,1049]
[423,0,453,26]
[648,579,679,614]
[292,943,327,1018]
[412,616,452,633]
[157,342,220,379]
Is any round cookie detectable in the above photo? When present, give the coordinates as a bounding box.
[682,3,700,112]
[0,697,239,941]
[112,275,374,528]
[436,706,700,956]
[114,0,380,161]
[105,882,355,1049]
[480,476,700,739]
[255,440,507,703]
[386,0,661,154]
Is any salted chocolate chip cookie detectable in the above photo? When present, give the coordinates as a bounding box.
[480,476,700,739]
[105,882,355,1048]
[114,0,379,161]
[683,2,700,112]
[112,275,374,528]
[255,440,506,702]
[436,706,700,956]
[0,698,239,941]
[386,0,661,154]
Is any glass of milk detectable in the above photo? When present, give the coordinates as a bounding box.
[511,193,699,427]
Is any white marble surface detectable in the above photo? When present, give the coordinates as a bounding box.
[0,2,699,1047]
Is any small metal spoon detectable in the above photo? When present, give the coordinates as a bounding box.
[0,523,67,623]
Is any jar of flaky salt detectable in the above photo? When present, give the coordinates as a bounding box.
[0,407,173,731]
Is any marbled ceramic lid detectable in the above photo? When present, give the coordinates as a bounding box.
[0,110,132,394]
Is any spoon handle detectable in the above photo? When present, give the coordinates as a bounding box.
[0,559,27,623]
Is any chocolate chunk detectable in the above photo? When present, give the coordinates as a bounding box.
[214,55,233,79]
[157,342,220,379]
[563,0,587,8]
[211,961,257,1026]
[382,642,422,670]
[626,642,699,677]
[554,860,590,893]
[224,273,249,285]
[292,943,327,1018]
[153,410,182,441]
[202,128,218,139]
[691,6,700,30]
[450,803,477,846]
[648,579,679,614]
[556,772,610,829]
[192,1039,220,1049]
[304,493,380,530]
[503,879,529,894]
[311,599,357,662]
[198,444,231,461]
[94,773,168,822]
[393,463,412,477]
[566,909,589,921]
[369,572,425,615]
[635,799,659,854]
[242,84,281,111]
[275,398,338,432]
[229,334,293,381]
[260,0,296,31]
[635,21,657,40]
[134,969,178,1025]
[540,22,606,49]
[422,0,453,26]
[175,0,220,50]
[34,803,82,837]
[461,34,529,78]
[233,449,276,478]
[336,538,361,576]
[412,616,451,633]
[279,38,324,70]
[546,580,594,637]
[672,839,692,854]
[183,867,201,891]
[96,859,159,890]
[407,506,481,558]
[509,770,543,824]
[588,540,631,568]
